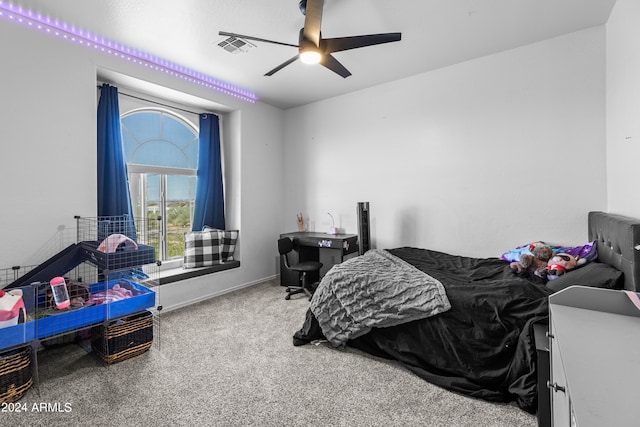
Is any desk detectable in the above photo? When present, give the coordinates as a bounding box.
[279,232,358,287]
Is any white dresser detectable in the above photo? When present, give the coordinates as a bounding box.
[548,286,640,427]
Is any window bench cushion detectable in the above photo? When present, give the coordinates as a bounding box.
[160,260,240,285]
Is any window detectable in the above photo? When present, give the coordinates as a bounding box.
[121,108,198,266]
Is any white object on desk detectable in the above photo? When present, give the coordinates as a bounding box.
[326,212,338,235]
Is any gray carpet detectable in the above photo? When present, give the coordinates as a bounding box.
[4,279,536,426]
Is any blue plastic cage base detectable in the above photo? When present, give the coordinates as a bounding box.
[0,280,155,351]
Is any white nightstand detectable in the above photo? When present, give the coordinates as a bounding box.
[548,286,640,427]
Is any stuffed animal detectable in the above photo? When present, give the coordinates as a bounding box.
[544,253,586,281]
[510,245,554,278]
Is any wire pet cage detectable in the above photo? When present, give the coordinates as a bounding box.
[76,215,159,274]
[0,215,160,360]
[0,266,36,291]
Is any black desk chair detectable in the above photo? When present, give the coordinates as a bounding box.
[278,237,323,300]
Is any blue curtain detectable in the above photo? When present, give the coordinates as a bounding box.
[192,113,225,231]
[97,83,136,234]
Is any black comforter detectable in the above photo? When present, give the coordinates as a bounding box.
[293,247,553,413]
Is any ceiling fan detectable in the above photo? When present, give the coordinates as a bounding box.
[218,0,402,78]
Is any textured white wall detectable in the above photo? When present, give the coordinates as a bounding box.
[283,27,608,258]
[0,22,97,267]
[606,0,640,218]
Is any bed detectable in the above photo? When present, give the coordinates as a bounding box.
[292,211,640,414]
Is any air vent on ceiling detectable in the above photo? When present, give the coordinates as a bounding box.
[217,36,256,54]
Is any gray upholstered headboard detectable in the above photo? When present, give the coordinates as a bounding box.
[588,211,640,291]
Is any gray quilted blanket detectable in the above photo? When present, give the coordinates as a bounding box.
[310,249,451,347]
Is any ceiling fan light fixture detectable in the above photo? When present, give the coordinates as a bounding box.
[299,49,322,65]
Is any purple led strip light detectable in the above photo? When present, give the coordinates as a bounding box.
[0,1,257,103]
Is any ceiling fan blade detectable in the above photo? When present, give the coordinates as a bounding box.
[324,33,402,53]
[218,31,298,48]
[320,54,351,78]
[302,0,323,47]
[265,55,300,76]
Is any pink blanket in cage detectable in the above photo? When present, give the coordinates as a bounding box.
[87,283,133,305]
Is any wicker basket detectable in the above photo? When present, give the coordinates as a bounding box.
[0,346,32,404]
[91,310,153,364]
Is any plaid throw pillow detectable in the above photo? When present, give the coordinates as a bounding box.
[183,230,223,268]
[202,227,239,262]
[218,230,239,261]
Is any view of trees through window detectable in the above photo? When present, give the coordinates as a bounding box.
[165,202,193,257]
[137,202,193,260]
[121,109,199,263]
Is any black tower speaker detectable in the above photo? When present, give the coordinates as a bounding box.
[357,202,370,255]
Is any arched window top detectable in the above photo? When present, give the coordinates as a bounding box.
[121,109,198,169]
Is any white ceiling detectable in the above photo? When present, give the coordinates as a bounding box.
[8,0,616,109]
